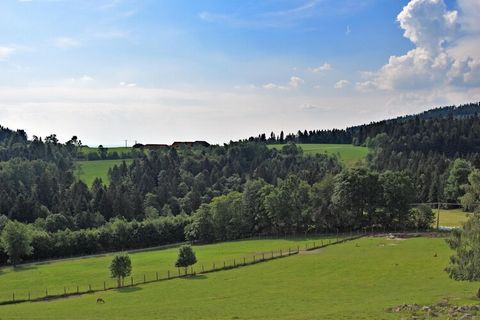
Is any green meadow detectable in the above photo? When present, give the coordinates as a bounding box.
[75,159,133,187]
[0,236,338,303]
[435,208,473,228]
[0,236,477,319]
[268,144,368,167]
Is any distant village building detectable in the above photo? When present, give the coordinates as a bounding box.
[133,141,210,149]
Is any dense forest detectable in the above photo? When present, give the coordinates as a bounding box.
[0,102,479,265]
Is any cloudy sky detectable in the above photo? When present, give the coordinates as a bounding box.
[0,0,479,146]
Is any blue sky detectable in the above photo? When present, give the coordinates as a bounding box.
[0,0,479,145]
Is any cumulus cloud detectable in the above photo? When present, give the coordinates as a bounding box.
[334,80,350,89]
[357,0,480,91]
[0,47,16,60]
[288,76,304,88]
[309,63,332,73]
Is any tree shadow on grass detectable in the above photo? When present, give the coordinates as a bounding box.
[115,286,143,293]
[12,265,38,272]
[183,275,207,280]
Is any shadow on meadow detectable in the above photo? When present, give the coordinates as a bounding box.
[116,286,143,293]
[183,275,207,281]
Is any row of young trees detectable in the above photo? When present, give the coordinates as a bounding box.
[0,215,189,265]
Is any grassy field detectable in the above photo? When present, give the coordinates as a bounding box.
[0,235,338,303]
[435,208,473,228]
[268,144,368,167]
[0,236,477,319]
[75,159,133,187]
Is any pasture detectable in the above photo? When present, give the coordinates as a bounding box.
[0,236,477,319]
[0,235,339,303]
[435,208,473,228]
[268,144,368,167]
[75,159,133,187]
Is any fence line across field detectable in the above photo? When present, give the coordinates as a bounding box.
[0,232,362,306]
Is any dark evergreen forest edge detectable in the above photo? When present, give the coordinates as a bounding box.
[0,101,479,265]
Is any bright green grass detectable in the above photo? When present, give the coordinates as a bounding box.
[1,237,477,319]
[268,144,368,167]
[0,236,338,303]
[434,208,473,227]
[75,159,133,187]
[80,146,132,156]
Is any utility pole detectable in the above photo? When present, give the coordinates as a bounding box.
[125,140,128,148]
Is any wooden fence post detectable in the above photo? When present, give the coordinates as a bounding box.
[262,253,265,260]
[280,249,282,256]
[243,257,246,265]
[223,261,226,269]
[77,286,79,294]
[45,288,48,297]
[64,287,66,295]
[12,292,15,302]
[233,259,236,267]
[89,284,92,292]
[104,281,106,290]
[28,292,31,301]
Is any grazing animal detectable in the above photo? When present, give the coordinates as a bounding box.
[97,298,105,304]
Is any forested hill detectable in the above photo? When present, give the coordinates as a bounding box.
[251,101,480,146]
[0,101,480,265]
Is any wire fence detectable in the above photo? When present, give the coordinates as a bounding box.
[0,233,362,306]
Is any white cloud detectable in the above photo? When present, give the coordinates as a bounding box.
[263,83,288,90]
[120,81,137,87]
[397,0,457,54]
[54,37,81,49]
[262,76,304,90]
[334,80,350,89]
[309,63,332,73]
[289,76,304,88]
[81,75,94,82]
[0,47,16,60]
[357,0,480,91]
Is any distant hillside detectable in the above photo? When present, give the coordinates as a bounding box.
[250,101,480,146]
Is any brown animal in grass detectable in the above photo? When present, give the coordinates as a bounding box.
[97,298,105,304]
